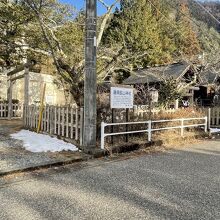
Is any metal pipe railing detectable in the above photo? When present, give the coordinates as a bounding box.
[100,117,208,149]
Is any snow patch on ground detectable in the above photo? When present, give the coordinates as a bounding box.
[210,128,220,134]
[11,130,78,153]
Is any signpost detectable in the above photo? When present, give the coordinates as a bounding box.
[110,87,134,143]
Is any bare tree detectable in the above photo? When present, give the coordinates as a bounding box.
[22,0,120,106]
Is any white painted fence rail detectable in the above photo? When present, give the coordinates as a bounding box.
[0,103,22,118]
[23,105,83,144]
[100,117,208,149]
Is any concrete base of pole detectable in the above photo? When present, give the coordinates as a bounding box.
[81,146,106,158]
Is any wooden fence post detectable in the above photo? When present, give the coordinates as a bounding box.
[27,105,30,127]
[30,105,33,128]
[46,105,49,133]
[58,106,61,135]
[42,106,45,131]
[66,106,69,138]
[62,107,65,136]
[0,104,2,118]
[32,105,37,128]
[23,105,26,126]
[49,106,54,135]
[70,108,74,139]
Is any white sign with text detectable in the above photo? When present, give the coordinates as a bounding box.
[111,87,134,109]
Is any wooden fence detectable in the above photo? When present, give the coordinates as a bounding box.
[133,106,176,118]
[207,107,220,127]
[0,103,22,118]
[23,105,83,144]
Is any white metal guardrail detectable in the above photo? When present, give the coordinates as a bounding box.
[100,117,208,149]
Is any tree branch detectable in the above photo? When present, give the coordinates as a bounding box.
[97,0,119,47]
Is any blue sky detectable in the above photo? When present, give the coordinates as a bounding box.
[58,0,220,15]
[59,0,119,15]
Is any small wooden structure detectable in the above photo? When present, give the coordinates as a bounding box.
[122,61,220,107]
[123,61,197,86]
[123,61,200,108]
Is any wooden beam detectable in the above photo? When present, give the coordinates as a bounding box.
[7,62,34,77]
[10,74,25,82]
[188,86,200,91]
[7,65,24,76]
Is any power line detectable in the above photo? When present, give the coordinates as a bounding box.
[192,0,220,26]
[165,0,219,39]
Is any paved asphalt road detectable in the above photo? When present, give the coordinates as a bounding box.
[0,140,219,220]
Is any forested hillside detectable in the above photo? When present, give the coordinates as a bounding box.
[102,0,220,74]
[189,0,220,31]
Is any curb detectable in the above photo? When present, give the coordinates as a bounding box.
[0,156,91,177]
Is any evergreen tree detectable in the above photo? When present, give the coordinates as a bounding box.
[104,0,175,66]
[175,0,200,57]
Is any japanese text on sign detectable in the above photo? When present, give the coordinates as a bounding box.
[111,87,134,109]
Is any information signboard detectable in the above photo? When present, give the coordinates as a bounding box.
[110,87,134,109]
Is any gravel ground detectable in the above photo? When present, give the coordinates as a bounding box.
[0,120,82,173]
[0,140,219,220]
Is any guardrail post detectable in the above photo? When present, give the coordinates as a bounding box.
[181,119,184,137]
[204,116,208,133]
[101,122,105,150]
[148,120,152,142]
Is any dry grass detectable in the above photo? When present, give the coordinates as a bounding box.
[151,108,206,148]
[152,107,204,120]
[153,130,202,149]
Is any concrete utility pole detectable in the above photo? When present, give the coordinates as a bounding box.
[83,0,97,149]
